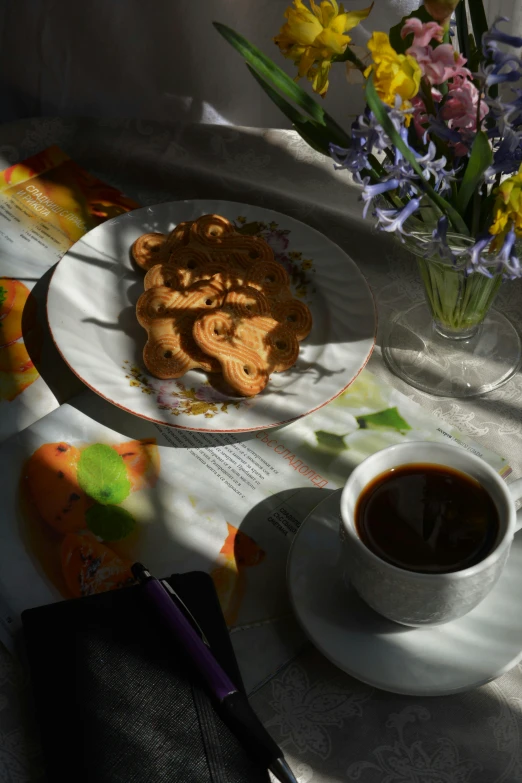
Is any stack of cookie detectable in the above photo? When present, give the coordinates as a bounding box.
[132,214,312,397]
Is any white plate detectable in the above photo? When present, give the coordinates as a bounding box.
[47,200,375,432]
[288,490,522,696]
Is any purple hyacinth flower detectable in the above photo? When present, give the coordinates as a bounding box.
[361,178,400,218]
[329,141,369,178]
[483,17,522,51]
[375,198,421,236]
[483,62,522,87]
[465,235,493,275]
[495,227,521,278]
[489,127,522,175]
[420,216,456,263]
[428,117,462,145]
[481,18,522,86]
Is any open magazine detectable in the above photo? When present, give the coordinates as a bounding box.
[0,368,509,690]
[0,146,138,442]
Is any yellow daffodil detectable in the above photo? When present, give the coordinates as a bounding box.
[489,165,522,241]
[364,32,421,122]
[274,0,373,96]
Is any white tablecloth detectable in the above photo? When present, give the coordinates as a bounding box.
[1,117,522,783]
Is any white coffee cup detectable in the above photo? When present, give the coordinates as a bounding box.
[339,442,522,626]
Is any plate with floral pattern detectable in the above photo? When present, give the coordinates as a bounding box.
[47,200,376,432]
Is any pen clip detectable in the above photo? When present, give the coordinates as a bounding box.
[160,579,212,648]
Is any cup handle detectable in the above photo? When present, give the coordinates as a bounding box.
[508,478,522,533]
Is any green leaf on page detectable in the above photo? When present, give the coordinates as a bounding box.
[356,407,412,432]
[315,431,348,453]
[77,444,131,505]
[86,504,136,541]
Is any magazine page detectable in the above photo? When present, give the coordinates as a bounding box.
[0,145,138,442]
[0,369,509,687]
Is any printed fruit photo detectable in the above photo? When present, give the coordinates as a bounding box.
[21,438,160,598]
[0,278,40,402]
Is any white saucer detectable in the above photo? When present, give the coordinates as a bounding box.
[287,490,522,696]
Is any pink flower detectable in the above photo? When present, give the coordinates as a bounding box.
[407,42,470,85]
[440,75,488,132]
[440,75,489,154]
[401,19,470,86]
[411,95,429,139]
[411,89,442,140]
[401,18,444,47]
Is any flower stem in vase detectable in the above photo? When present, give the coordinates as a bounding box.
[417,258,503,340]
[383,251,521,397]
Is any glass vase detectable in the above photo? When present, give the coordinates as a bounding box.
[382,233,522,397]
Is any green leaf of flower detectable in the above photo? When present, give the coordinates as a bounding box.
[467,0,488,62]
[356,407,412,432]
[77,444,131,505]
[86,504,136,541]
[456,131,492,215]
[455,1,471,62]
[245,65,342,156]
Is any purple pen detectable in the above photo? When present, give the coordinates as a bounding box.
[131,563,297,783]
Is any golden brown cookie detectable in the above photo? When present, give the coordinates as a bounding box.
[189,214,236,243]
[271,299,313,342]
[132,213,313,392]
[131,220,195,272]
[144,257,246,292]
[243,260,292,303]
[165,220,194,251]
[193,289,299,396]
[143,262,183,291]
[166,247,242,289]
[222,286,271,317]
[131,233,168,271]
[167,214,276,269]
[136,280,225,378]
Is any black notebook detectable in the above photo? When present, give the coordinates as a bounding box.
[22,572,270,783]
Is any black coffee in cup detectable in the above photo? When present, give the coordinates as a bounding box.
[355,463,500,574]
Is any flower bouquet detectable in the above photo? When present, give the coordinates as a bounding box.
[214,0,522,397]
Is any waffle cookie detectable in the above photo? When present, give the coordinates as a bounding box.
[133,214,313,396]
[271,298,313,341]
[131,233,168,271]
[168,215,275,267]
[136,280,225,379]
[192,288,300,396]
[144,253,246,292]
[130,220,195,271]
